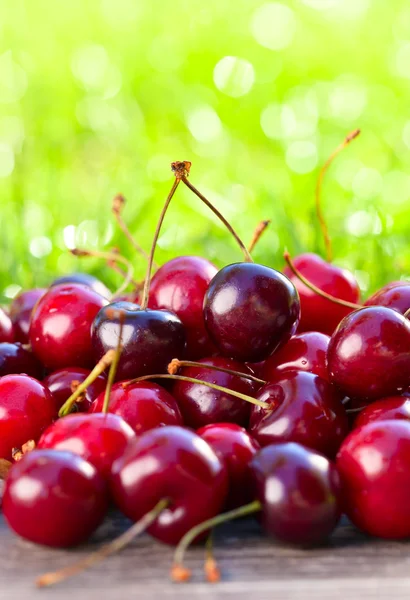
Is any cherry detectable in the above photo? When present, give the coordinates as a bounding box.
[353,395,410,428]
[365,281,410,316]
[43,367,106,413]
[0,307,14,343]
[9,288,46,343]
[249,370,348,458]
[38,413,136,478]
[0,342,43,379]
[203,263,300,362]
[30,283,108,371]
[250,442,341,544]
[3,449,108,547]
[51,272,111,299]
[0,374,57,459]
[148,256,218,359]
[197,423,260,508]
[328,306,410,400]
[336,420,410,538]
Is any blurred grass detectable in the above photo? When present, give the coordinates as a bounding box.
[0,0,410,303]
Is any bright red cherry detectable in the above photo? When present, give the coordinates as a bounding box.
[0,343,43,379]
[0,308,14,343]
[43,367,106,412]
[283,253,360,335]
[110,426,228,545]
[328,306,410,400]
[51,272,111,300]
[9,288,46,343]
[3,449,108,547]
[365,281,410,316]
[29,284,108,371]
[353,396,410,429]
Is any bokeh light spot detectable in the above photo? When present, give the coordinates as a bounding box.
[187,106,222,143]
[286,141,318,174]
[250,3,296,51]
[0,51,28,104]
[213,56,255,97]
[29,237,52,258]
[0,143,15,177]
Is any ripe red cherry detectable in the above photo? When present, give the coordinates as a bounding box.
[328,306,410,400]
[0,342,43,379]
[3,449,108,547]
[197,423,260,508]
[283,253,360,335]
[110,425,228,545]
[251,442,341,544]
[43,367,106,412]
[38,413,136,478]
[148,256,218,359]
[9,288,46,343]
[337,420,410,538]
[260,331,330,382]
[250,371,348,458]
[89,381,182,435]
[0,307,14,343]
[203,263,300,362]
[51,272,111,299]
[353,396,410,429]
[365,281,410,316]
[30,284,108,371]
[171,357,258,428]
[0,375,57,459]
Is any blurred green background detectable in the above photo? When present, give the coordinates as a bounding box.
[1,0,409,303]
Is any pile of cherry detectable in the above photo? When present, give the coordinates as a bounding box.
[0,139,410,588]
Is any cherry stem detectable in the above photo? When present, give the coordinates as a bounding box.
[204,531,220,583]
[171,500,261,582]
[102,311,125,414]
[345,406,364,414]
[404,308,410,319]
[168,358,266,386]
[36,498,169,589]
[58,350,116,417]
[248,220,271,254]
[0,458,12,479]
[316,129,360,263]
[106,248,142,290]
[70,248,134,298]
[284,250,362,310]
[112,194,157,267]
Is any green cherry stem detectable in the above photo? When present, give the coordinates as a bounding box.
[168,358,266,386]
[102,310,125,413]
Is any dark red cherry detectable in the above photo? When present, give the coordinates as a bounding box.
[90,381,182,435]
[250,370,348,458]
[29,284,108,371]
[197,423,260,508]
[51,272,111,300]
[283,253,360,335]
[38,413,136,478]
[203,263,300,362]
[91,301,186,381]
[0,342,44,379]
[148,256,218,359]
[0,307,14,343]
[365,281,410,315]
[353,396,410,429]
[260,331,330,382]
[110,425,228,545]
[251,442,341,544]
[328,306,410,400]
[43,367,106,412]
[337,420,410,538]
[3,449,108,547]
[9,288,46,343]
[0,374,57,459]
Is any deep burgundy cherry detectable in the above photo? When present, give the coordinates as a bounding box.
[353,396,410,429]
[328,306,410,400]
[110,425,228,545]
[43,367,106,412]
[91,301,186,381]
[249,370,348,458]
[283,253,360,335]
[38,413,136,478]
[260,331,330,382]
[365,281,410,316]
[9,288,46,343]
[197,423,260,508]
[90,381,182,435]
[3,449,108,547]
[0,374,57,459]
[29,283,108,371]
[337,420,410,538]
[0,342,44,379]
[203,262,300,362]
[51,272,111,300]
[0,307,14,343]
[250,442,341,544]
[171,357,258,429]
[148,256,218,359]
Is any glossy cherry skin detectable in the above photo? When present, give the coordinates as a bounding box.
[110,426,228,545]
[0,375,57,459]
[9,288,46,343]
[197,423,260,508]
[251,442,341,545]
[51,272,111,300]
[30,284,108,371]
[0,343,44,379]
[365,281,410,315]
[328,306,410,400]
[203,263,300,362]
[91,301,186,381]
[3,449,108,547]
[250,371,348,458]
[90,381,182,435]
[260,332,330,382]
[283,253,360,335]
[172,357,258,429]
[0,308,14,343]
[43,367,106,412]
[38,413,136,478]
[353,396,410,429]
[337,420,410,538]
[148,256,218,359]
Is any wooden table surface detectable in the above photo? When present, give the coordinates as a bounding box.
[1,511,410,600]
